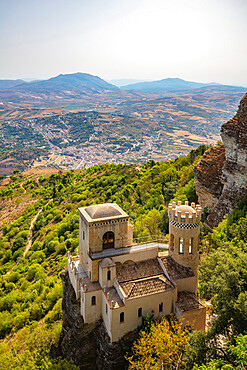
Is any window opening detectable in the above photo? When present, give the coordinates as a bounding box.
[159,303,163,312]
[179,237,184,254]
[106,304,108,314]
[92,296,96,306]
[120,312,124,323]
[103,231,115,249]
[83,231,85,240]
[138,307,142,317]
[189,238,193,254]
[107,270,111,281]
[170,234,174,251]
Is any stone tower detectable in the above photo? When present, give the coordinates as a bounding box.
[168,201,202,276]
[78,203,133,282]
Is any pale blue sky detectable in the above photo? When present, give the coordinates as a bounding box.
[0,0,247,85]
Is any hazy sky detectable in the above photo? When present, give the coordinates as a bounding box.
[1,0,247,85]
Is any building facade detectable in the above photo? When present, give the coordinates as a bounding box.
[68,201,206,342]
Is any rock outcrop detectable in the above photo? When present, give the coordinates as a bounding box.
[194,93,247,228]
[50,271,136,369]
[194,144,225,209]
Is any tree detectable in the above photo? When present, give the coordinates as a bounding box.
[161,208,169,235]
[12,237,25,252]
[229,334,247,368]
[143,209,162,237]
[183,330,208,369]
[192,334,247,370]
[126,316,190,369]
[199,242,247,338]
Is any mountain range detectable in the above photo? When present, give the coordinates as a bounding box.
[2,73,118,94]
[120,77,244,92]
[0,73,245,108]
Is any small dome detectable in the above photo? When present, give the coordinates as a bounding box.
[85,204,121,219]
[100,258,115,268]
[176,205,195,216]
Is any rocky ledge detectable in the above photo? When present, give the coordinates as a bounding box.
[194,144,225,209]
[194,93,247,228]
[50,270,136,369]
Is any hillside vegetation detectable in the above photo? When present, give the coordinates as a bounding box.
[0,144,246,369]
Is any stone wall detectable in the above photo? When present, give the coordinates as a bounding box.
[50,270,135,370]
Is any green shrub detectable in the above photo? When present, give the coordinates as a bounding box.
[12,237,25,252]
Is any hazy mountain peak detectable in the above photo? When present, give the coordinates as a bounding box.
[0,79,26,90]
[2,72,119,96]
[121,77,208,92]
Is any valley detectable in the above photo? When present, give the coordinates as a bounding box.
[0,73,245,175]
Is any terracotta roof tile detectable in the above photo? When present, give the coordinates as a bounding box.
[120,276,173,298]
[176,291,205,312]
[161,256,195,280]
[116,258,163,282]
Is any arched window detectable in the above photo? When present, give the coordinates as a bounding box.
[83,231,85,240]
[103,231,114,249]
[120,312,124,323]
[107,270,111,281]
[138,307,142,317]
[92,296,96,306]
[159,302,163,312]
[106,304,108,314]
[189,238,193,254]
[179,237,184,254]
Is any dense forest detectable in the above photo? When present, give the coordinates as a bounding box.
[0,144,246,369]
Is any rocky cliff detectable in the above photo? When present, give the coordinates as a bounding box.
[50,271,136,369]
[194,93,247,228]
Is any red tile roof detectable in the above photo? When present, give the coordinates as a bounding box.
[161,256,195,280]
[176,291,205,312]
[120,276,173,298]
[116,258,173,298]
[116,258,163,282]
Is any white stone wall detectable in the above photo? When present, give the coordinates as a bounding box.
[79,214,89,272]
[68,258,79,299]
[177,307,206,332]
[99,265,116,288]
[169,223,200,275]
[81,289,102,324]
[102,292,113,341]
[110,289,177,342]
[88,219,130,253]
[175,276,197,294]
[112,247,158,265]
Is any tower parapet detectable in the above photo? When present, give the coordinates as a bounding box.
[168,201,201,280]
[168,201,202,225]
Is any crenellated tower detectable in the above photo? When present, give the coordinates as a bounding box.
[168,201,202,276]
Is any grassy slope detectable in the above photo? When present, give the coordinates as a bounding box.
[0,146,207,368]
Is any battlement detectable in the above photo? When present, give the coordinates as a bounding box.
[168,201,202,224]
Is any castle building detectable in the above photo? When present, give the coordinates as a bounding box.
[68,201,206,342]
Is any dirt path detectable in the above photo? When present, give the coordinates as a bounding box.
[23,199,53,257]
[6,262,17,275]
[6,199,53,274]
[20,182,26,194]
